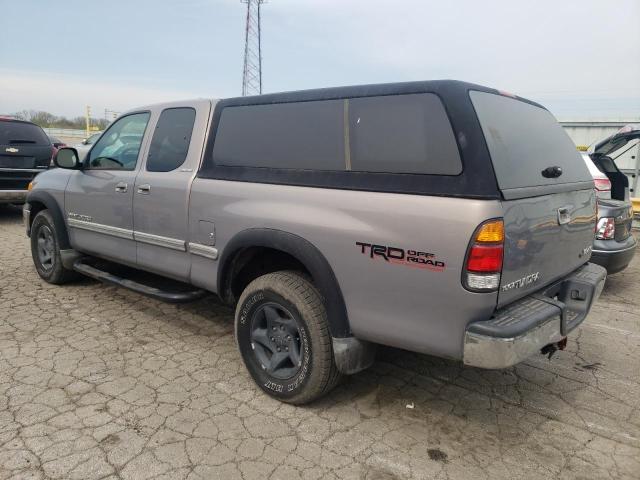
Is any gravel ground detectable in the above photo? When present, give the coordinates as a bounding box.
[1,204,639,480]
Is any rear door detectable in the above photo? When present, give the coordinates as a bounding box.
[470,91,597,306]
[133,100,211,281]
[0,120,51,191]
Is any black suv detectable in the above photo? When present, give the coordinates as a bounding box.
[0,117,52,204]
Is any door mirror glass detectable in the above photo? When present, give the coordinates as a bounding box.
[54,148,80,169]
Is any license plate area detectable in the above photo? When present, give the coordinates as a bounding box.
[0,155,36,168]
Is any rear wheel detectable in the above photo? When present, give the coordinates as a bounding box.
[30,210,77,284]
[235,270,341,404]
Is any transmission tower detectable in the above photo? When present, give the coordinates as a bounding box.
[241,0,264,96]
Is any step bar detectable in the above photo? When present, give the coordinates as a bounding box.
[72,259,207,304]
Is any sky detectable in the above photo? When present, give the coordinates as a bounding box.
[1,0,639,120]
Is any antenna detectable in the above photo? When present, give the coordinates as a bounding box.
[241,0,265,96]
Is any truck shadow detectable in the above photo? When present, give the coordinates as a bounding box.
[0,204,23,223]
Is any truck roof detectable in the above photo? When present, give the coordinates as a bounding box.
[124,80,545,115]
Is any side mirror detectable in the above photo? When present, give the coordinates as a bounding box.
[54,147,81,169]
[82,139,88,145]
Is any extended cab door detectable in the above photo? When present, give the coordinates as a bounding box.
[65,112,151,266]
[132,100,211,281]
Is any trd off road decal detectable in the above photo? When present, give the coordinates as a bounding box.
[356,242,446,272]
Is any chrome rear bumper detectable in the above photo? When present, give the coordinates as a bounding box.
[463,263,607,369]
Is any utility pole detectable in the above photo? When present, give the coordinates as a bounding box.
[104,108,120,122]
[85,106,91,137]
[241,0,265,96]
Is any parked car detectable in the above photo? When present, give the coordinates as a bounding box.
[0,117,52,204]
[24,81,607,404]
[581,153,611,199]
[74,132,101,159]
[583,126,639,273]
[47,135,67,162]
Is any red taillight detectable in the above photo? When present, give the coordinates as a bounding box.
[593,178,611,192]
[467,244,504,272]
[463,219,504,292]
[596,217,615,240]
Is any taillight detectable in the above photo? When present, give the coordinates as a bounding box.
[596,217,615,240]
[463,219,504,292]
[593,178,611,192]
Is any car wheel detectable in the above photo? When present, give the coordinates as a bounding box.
[30,210,77,284]
[235,270,341,404]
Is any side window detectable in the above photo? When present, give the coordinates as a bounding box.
[146,107,196,172]
[348,93,462,175]
[87,112,150,170]
[213,100,345,170]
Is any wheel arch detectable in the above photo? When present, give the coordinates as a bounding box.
[26,191,71,249]
[218,228,351,338]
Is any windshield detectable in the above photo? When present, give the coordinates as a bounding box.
[0,121,50,146]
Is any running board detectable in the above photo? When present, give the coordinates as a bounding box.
[72,259,207,304]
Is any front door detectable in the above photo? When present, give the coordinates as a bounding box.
[65,112,151,266]
[133,101,211,280]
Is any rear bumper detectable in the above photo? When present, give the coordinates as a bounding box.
[0,189,28,203]
[590,237,636,274]
[463,263,607,369]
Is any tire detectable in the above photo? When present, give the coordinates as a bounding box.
[235,270,341,404]
[30,210,78,284]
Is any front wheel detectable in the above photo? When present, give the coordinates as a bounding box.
[235,271,341,404]
[30,210,78,284]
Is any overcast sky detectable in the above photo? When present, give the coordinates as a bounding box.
[1,0,639,120]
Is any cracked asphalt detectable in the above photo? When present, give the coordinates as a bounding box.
[1,204,639,480]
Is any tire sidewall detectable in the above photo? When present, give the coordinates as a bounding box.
[31,211,62,281]
[236,287,314,400]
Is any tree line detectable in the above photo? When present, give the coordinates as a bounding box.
[13,110,110,130]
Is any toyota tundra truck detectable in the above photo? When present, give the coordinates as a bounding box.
[24,80,607,404]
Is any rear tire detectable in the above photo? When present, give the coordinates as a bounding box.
[30,210,78,284]
[235,270,341,404]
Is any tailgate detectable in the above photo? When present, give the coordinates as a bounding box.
[500,189,596,306]
[470,91,597,306]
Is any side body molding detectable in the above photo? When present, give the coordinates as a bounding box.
[218,228,351,338]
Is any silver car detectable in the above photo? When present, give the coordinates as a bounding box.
[73,132,102,159]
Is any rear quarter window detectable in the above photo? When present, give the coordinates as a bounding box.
[470,91,591,191]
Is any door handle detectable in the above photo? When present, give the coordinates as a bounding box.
[115,182,128,193]
[557,207,571,225]
[137,184,151,194]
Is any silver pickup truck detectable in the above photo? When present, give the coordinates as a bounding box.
[24,80,607,404]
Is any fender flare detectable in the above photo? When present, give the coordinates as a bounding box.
[26,190,71,249]
[218,228,351,338]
